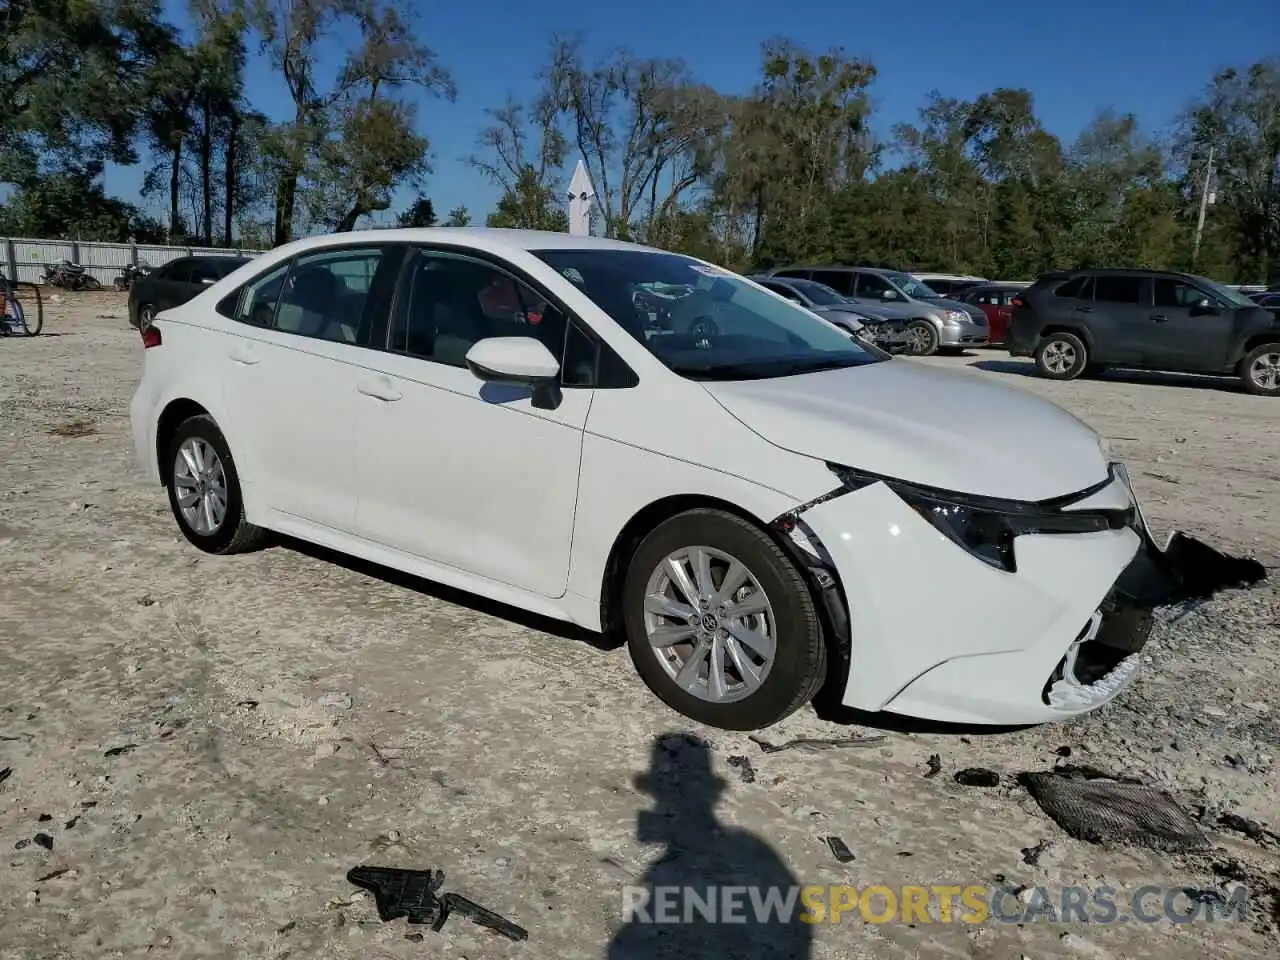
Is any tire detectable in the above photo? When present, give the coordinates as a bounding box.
[164,414,268,554]
[622,508,827,731]
[1034,331,1089,380]
[81,276,102,291]
[1240,342,1280,396]
[906,320,939,356]
[136,304,155,330]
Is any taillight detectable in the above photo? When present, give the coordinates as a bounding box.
[1010,295,1027,309]
[142,324,162,348]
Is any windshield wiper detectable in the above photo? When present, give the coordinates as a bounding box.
[671,357,864,380]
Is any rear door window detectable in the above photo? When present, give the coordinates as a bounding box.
[808,271,852,294]
[1053,276,1088,299]
[166,260,193,284]
[1092,275,1143,304]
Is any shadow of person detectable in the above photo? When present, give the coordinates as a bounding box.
[607,733,814,960]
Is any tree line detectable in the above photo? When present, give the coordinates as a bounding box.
[2,2,1277,282]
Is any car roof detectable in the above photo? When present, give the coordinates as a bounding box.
[271,228,663,258]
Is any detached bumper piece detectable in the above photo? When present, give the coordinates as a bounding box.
[1043,529,1267,711]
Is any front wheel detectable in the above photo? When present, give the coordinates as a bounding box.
[623,509,828,730]
[906,320,939,356]
[81,276,102,291]
[1035,331,1089,380]
[1241,342,1280,396]
[164,414,269,554]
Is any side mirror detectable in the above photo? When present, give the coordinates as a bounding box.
[1190,299,1218,316]
[465,337,563,410]
[201,278,216,285]
[881,289,899,300]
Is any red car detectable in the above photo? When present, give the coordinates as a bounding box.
[956,283,1026,345]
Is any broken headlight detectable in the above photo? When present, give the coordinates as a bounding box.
[828,464,1117,573]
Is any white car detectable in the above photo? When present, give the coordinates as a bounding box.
[129,229,1171,730]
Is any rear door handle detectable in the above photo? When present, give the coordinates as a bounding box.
[229,345,259,365]
[1151,314,1168,323]
[357,375,402,402]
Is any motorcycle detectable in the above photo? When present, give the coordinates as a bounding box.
[113,262,151,292]
[43,259,102,291]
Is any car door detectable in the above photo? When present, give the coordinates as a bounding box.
[1148,277,1236,371]
[217,244,404,533]
[184,258,225,307]
[807,270,855,297]
[759,281,807,306]
[156,258,193,311]
[349,248,593,599]
[848,270,896,309]
[1082,274,1149,363]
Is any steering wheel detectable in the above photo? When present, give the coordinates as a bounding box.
[688,316,719,342]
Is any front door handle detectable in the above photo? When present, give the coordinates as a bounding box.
[229,346,259,365]
[1151,314,1168,323]
[357,375,402,402]
[1074,306,1093,314]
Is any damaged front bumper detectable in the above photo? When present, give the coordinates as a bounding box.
[775,462,1267,726]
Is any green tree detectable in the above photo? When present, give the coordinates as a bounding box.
[443,205,471,226]
[397,196,437,227]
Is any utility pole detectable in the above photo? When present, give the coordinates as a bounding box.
[1191,144,1215,270]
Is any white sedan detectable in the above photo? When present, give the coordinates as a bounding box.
[130,228,1175,730]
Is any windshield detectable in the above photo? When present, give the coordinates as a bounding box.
[531,249,886,380]
[784,279,848,306]
[885,272,942,299]
[1194,276,1257,308]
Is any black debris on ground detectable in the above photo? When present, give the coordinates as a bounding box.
[726,755,756,784]
[923,754,942,779]
[824,836,855,863]
[33,833,53,850]
[346,865,528,941]
[1218,812,1280,845]
[37,868,70,882]
[1021,840,1053,866]
[954,768,1001,788]
[1055,746,1072,758]
[748,733,886,754]
[1017,769,1211,852]
[37,813,51,822]
[103,744,136,758]
[0,767,11,785]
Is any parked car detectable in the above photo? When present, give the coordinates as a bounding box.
[129,255,251,329]
[766,265,988,355]
[1008,268,1280,396]
[955,282,1027,345]
[131,228,1182,730]
[910,272,987,299]
[748,275,912,351]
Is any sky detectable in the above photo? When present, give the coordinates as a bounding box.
[104,0,1280,228]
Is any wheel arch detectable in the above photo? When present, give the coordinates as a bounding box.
[1234,333,1280,369]
[1040,324,1093,349]
[154,398,214,482]
[597,495,851,693]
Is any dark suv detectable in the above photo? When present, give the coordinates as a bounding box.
[128,255,251,329]
[1008,269,1280,396]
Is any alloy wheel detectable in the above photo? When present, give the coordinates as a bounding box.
[1249,351,1280,391]
[173,437,229,535]
[1042,340,1077,375]
[642,546,777,704]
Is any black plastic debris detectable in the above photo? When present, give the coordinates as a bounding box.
[1218,812,1279,844]
[0,767,11,785]
[1117,529,1267,608]
[14,838,29,850]
[1017,768,1210,852]
[103,744,136,758]
[748,733,886,754]
[37,868,70,882]
[1021,839,1052,866]
[726,755,756,783]
[1055,746,1072,758]
[64,816,78,830]
[33,833,53,851]
[923,754,942,779]
[954,768,1000,788]
[37,814,51,823]
[824,836,855,863]
[347,866,527,941]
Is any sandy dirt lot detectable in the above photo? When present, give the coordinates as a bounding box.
[1,294,1277,960]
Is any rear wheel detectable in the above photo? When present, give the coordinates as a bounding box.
[906,320,939,356]
[1241,342,1280,396]
[1035,331,1088,380]
[623,509,827,730]
[136,303,156,330]
[164,414,268,554]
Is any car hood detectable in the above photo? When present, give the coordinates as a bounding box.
[701,360,1109,501]
[811,306,867,325]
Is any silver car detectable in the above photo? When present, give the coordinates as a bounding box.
[750,276,912,351]
[766,266,989,355]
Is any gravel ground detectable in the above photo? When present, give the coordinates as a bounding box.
[1,294,1277,960]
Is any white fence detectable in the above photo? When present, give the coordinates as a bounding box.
[2,236,265,285]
